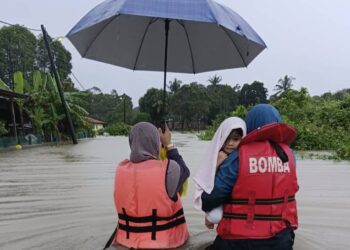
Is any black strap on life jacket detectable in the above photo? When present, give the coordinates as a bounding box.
[117,208,186,240]
[223,213,283,221]
[224,195,295,221]
[226,195,295,205]
[269,140,289,163]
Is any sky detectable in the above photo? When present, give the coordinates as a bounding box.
[1,0,350,106]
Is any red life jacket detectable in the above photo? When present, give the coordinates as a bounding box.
[113,158,189,249]
[217,123,298,239]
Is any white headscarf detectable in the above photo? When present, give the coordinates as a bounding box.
[193,117,246,210]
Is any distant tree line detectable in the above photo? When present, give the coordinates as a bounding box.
[200,75,350,160]
[1,25,349,160]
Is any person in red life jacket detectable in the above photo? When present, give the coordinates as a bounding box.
[112,122,190,249]
[201,104,298,250]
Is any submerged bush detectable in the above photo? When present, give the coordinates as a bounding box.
[335,143,350,160]
[104,122,131,136]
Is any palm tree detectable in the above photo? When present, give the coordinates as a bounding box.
[208,74,222,86]
[274,75,295,97]
[168,78,182,93]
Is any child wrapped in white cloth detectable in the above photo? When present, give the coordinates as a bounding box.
[193,117,247,226]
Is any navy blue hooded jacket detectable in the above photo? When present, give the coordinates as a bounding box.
[201,104,282,212]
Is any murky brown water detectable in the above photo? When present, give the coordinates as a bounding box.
[1,134,350,250]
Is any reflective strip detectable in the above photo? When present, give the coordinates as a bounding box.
[226,195,295,205]
[223,213,282,221]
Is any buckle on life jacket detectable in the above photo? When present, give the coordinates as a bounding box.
[118,208,186,240]
[246,191,255,228]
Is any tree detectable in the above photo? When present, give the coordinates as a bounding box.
[239,81,268,107]
[170,82,209,129]
[168,78,182,93]
[36,35,72,84]
[13,71,26,135]
[139,88,164,123]
[273,75,295,97]
[83,91,133,124]
[0,25,37,87]
[208,74,222,86]
[206,84,239,122]
[86,86,102,94]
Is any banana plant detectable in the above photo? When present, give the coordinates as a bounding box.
[42,103,65,142]
[13,71,26,136]
[25,71,47,135]
[64,91,90,132]
[0,78,10,90]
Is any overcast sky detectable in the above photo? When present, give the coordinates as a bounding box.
[1,0,350,105]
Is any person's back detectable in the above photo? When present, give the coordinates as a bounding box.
[113,122,189,249]
[202,104,298,250]
[217,124,298,240]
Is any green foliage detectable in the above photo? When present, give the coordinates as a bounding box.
[131,110,151,124]
[272,88,350,158]
[272,75,295,98]
[104,122,131,136]
[229,105,248,119]
[0,121,7,136]
[0,25,73,90]
[83,90,133,124]
[206,83,239,122]
[200,84,350,160]
[139,88,164,123]
[335,143,350,160]
[169,82,209,129]
[239,81,268,107]
[13,71,26,134]
[64,91,91,132]
[0,25,37,85]
[208,74,222,86]
[199,106,248,140]
[36,35,72,84]
[168,78,182,93]
[198,113,227,140]
[0,78,10,90]
[21,70,90,141]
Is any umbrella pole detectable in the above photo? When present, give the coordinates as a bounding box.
[162,19,170,120]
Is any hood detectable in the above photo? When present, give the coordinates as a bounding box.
[193,116,246,210]
[246,104,281,133]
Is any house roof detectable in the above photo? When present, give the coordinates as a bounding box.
[0,89,30,99]
[86,116,107,125]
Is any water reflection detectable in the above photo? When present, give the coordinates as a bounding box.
[0,134,350,250]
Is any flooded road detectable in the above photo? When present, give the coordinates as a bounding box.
[1,134,350,250]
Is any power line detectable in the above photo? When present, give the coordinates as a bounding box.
[0,20,41,32]
[71,71,86,90]
[1,19,88,92]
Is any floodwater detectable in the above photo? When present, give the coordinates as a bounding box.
[0,133,350,250]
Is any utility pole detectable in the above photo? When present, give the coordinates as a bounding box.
[41,25,77,144]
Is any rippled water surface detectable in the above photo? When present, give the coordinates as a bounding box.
[1,134,350,250]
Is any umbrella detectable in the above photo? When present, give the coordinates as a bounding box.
[67,0,266,119]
